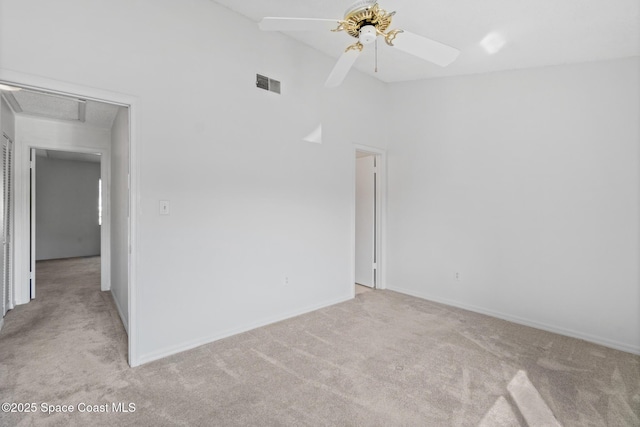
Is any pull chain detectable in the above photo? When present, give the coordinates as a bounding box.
[375,38,378,73]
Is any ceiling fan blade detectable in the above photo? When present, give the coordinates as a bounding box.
[259,17,339,32]
[325,48,361,88]
[392,31,460,67]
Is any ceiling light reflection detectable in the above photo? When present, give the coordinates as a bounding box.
[481,32,506,54]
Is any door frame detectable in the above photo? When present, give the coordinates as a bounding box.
[355,153,376,289]
[29,146,107,297]
[352,144,387,296]
[1,133,14,319]
[0,69,139,367]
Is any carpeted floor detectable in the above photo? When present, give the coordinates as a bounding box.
[0,257,638,426]
[355,284,373,295]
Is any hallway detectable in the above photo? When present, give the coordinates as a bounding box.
[0,257,129,420]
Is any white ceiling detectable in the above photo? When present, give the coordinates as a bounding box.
[212,0,640,83]
[2,88,120,129]
[12,90,82,122]
[35,149,101,163]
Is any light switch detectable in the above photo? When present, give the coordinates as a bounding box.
[159,200,170,215]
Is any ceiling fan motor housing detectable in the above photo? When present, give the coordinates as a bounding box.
[359,25,377,44]
[341,1,394,40]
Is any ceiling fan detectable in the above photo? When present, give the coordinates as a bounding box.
[259,0,460,88]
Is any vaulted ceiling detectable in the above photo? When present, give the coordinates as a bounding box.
[212,0,640,82]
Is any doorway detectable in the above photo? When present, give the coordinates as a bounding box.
[31,149,102,298]
[354,147,385,294]
[0,78,135,364]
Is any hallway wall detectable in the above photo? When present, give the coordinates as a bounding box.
[110,107,129,331]
[35,156,101,260]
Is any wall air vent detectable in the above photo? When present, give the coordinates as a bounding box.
[256,74,281,94]
[256,74,269,90]
[269,79,281,94]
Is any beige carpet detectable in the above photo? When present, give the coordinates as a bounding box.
[355,284,373,295]
[1,257,639,426]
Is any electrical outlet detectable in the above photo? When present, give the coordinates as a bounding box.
[284,276,289,285]
[455,272,462,282]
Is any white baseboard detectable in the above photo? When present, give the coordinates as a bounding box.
[388,286,640,356]
[0,317,4,332]
[110,290,129,335]
[137,294,353,366]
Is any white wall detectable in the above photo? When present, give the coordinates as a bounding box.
[16,116,111,150]
[110,107,129,331]
[387,58,640,354]
[0,0,389,364]
[35,156,101,260]
[13,115,112,298]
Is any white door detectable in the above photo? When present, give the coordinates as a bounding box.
[355,155,376,288]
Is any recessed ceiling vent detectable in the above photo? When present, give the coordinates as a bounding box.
[256,74,281,94]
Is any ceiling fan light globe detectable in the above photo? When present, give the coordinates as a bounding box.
[359,25,377,45]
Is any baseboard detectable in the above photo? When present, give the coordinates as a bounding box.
[110,290,129,335]
[137,294,353,366]
[388,286,640,356]
[0,317,4,332]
